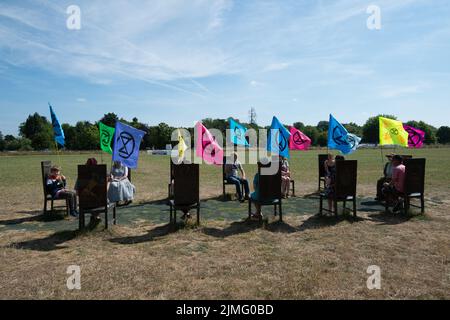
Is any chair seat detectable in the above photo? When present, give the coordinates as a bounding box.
[169,200,199,210]
[81,203,115,213]
[252,198,280,205]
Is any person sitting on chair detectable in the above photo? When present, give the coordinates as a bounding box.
[46,166,78,217]
[324,155,345,212]
[375,153,394,201]
[382,155,406,212]
[224,152,250,202]
[108,161,135,205]
[281,156,291,199]
[324,153,336,188]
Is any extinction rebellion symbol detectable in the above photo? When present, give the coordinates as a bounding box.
[405,127,421,147]
[274,130,287,152]
[234,127,243,141]
[117,132,135,159]
[292,131,305,146]
[332,126,348,146]
[101,130,111,148]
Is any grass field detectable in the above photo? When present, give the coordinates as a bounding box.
[0,148,449,299]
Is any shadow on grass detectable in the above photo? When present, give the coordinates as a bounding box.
[202,219,263,238]
[109,224,173,245]
[0,212,66,226]
[366,211,413,225]
[298,213,364,232]
[9,230,78,251]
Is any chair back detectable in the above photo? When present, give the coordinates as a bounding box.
[335,160,357,199]
[400,155,413,163]
[318,154,328,179]
[77,164,108,210]
[258,159,282,200]
[41,161,52,196]
[173,163,199,206]
[404,158,426,195]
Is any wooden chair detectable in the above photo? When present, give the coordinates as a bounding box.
[248,159,283,221]
[169,163,200,226]
[385,158,426,214]
[318,154,328,191]
[168,159,174,199]
[320,160,358,217]
[222,156,244,198]
[41,161,69,215]
[77,164,116,230]
[400,155,413,163]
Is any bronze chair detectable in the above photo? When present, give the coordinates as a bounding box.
[77,164,116,230]
[222,156,244,198]
[385,158,425,214]
[41,161,69,215]
[319,160,358,217]
[169,163,200,226]
[318,154,328,191]
[248,159,283,221]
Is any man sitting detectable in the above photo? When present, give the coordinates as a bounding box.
[375,153,394,201]
[46,166,78,217]
[225,152,250,202]
[382,155,406,212]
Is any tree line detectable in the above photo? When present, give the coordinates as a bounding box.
[1,112,450,152]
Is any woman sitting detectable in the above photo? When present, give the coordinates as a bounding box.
[281,156,291,198]
[108,161,135,205]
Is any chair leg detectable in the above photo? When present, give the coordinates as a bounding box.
[319,195,323,216]
[51,199,54,213]
[44,198,48,214]
[292,180,295,197]
[274,204,277,216]
[66,199,70,216]
[223,183,226,199]
[79,210,84,230]
[353,198,357,218]
[113,205,117,225]
[174,209,177,225]
[421,194,425,213]
[334,200,338,218]
[170,205,173,224]
[343,200,346,213]
[248,198,252,219]
[105,207,108,230]
[196,204,200,226]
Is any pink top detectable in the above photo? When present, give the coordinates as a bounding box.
[392,164,406,193]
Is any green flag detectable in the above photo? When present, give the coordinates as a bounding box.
[99,122,115,154]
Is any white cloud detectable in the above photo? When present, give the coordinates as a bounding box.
[379,84,428,98]
[76,98,87,103]
[250,80,265,87]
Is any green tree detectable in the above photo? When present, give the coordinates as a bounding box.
[344,122,362,137]
[362,114,397,144]
[19,113,53,150]
[0,131,5,151]
[302,126,319,146]
[316,131,328,147]
[437,126,450,144]
[405,120,437,144]
[317,121,329,132]
[293,122,305,131]
[99,113,119,128]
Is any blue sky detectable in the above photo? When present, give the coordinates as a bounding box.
[1,0,450,135]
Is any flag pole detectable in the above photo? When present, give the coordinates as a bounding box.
[54,140,62,168]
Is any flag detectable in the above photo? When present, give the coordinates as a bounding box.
[289,126,311,151]
[328,114,361,155]
[267,116,291,158]
[112,121,146,169]
[229,118,249,146]
[177,129,188,159]
[98,122,115,154]
[379,117,409,147]
[49,104,65,147]
[195,122,223,165]
[403,125,425,148]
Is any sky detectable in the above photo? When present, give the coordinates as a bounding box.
[1,0,450,135]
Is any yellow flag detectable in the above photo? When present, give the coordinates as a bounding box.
[379,117,409,147]
[178,129,188,159]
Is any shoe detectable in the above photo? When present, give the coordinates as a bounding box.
[70,210,79,218]
[244,195,250,201]
[393,202,403,213]
[239,198,246,203]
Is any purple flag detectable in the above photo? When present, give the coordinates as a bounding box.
[403,125,425,148]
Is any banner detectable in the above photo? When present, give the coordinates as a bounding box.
[267,116,291,158]
[379,117,409,147]
[229,118,249,146]
[403,125,425,148]
[49,104,65,147]
[99,122,115,154]
[289,126,311,151]
[195,122,223,165]
[328,114,361,155]
[177,129,188,159]
[112,121,146,169]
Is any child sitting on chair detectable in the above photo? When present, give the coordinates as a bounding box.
[46,166,78,217]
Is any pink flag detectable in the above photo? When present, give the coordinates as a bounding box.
[195,122,224,165]
[403,125,425,148]
[289,126,312,151]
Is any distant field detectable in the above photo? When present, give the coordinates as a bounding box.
[0,148,449,299]
[0,148,449,213]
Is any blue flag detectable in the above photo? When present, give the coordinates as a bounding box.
[49,104,65,147]
[267,116,291,158]
[229,118,249,146]
[328,114,361,155]
[112,121,146,169]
